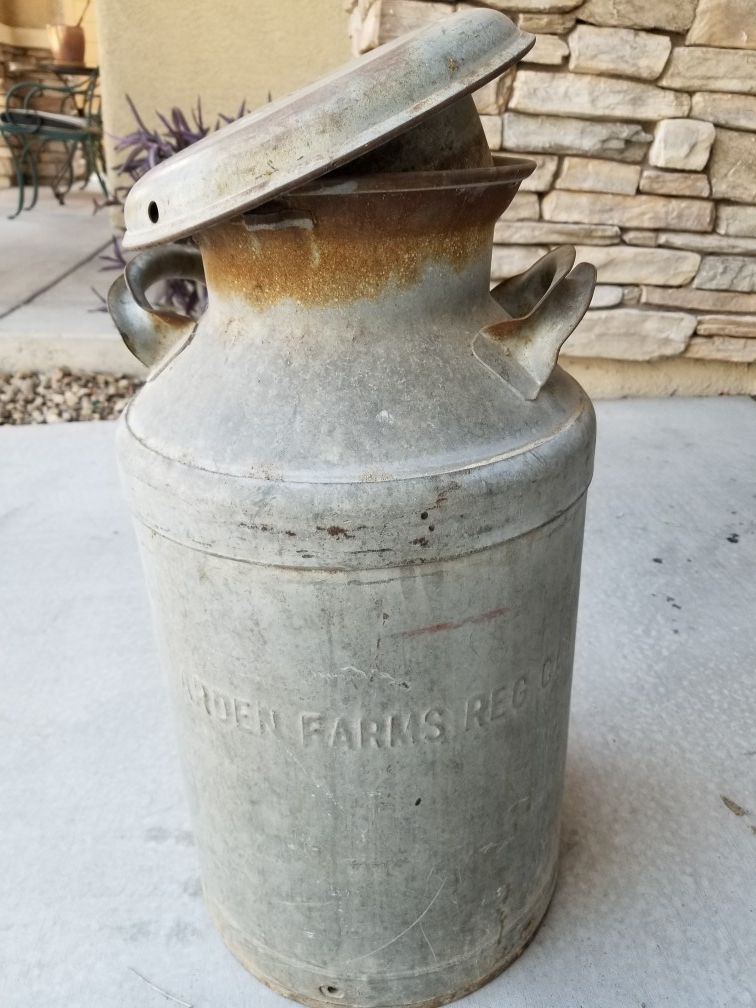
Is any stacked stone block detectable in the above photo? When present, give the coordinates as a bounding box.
[346,0,756,378]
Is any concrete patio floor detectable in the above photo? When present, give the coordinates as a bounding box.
[1,397,755,1007]
[0,185,140,374]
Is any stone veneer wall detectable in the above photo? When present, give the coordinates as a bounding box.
[346,0,756,396]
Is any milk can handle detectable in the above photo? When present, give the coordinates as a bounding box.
[107,245,205,368]
[473,247,596,401]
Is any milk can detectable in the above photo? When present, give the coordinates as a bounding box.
[109,10,596,1007]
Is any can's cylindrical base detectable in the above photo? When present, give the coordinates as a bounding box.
[118,361,593,1008]
[209,866,558,1008]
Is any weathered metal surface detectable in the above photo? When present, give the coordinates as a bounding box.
[475,247,597,400]
[121,9,533,250]
[107,245,204,367]
[196,159,532,311]
[115,159,593,405]
[114,158,596,1008]
[111,9,596,1006]
[341,94,493,175]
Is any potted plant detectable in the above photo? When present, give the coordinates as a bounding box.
[47,0,90,66]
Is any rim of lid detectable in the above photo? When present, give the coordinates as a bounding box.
[284,154,536,198]
[122,9,534,250]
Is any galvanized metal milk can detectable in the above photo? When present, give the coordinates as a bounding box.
[109,10,597,1007]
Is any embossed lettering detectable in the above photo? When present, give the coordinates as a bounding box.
[193,675,212,716]
[301,712,325,745]
[423,708,446,742]
[490,684,508,721]
[212,691,231,721]
[181,667,539,749]
[258,705,278,735]
[465,692,490,730]
[234,698,256,732]
[389,712,418,746]
[183,674,279,737]
[360,718,387,748]
[330,717,354,749]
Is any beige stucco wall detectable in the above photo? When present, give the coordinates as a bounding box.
[0,0,98,61]
[0,1,49,27]
[0,1,91,29]
[96,0,351,176]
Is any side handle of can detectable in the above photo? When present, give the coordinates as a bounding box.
[107,244,205,368]
[473,247,596,401]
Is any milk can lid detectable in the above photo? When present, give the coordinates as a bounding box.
[121,8,534,250]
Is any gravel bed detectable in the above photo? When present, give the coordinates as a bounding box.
[0,369,143,425]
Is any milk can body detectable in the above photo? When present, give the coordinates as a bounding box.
[115,167,595,1007]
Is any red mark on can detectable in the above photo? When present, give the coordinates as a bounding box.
[397,606,510,638]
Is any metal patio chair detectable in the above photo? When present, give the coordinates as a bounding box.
[0,66,108,218]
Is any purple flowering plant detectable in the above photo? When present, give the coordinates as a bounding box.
[96,95,246,316]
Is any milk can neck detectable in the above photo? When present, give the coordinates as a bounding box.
[195,182,511,317]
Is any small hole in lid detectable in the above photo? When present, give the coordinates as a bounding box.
[148,201,159,223]
[319,984,344,999]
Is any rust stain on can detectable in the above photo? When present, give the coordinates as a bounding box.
[196,174,521,308]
